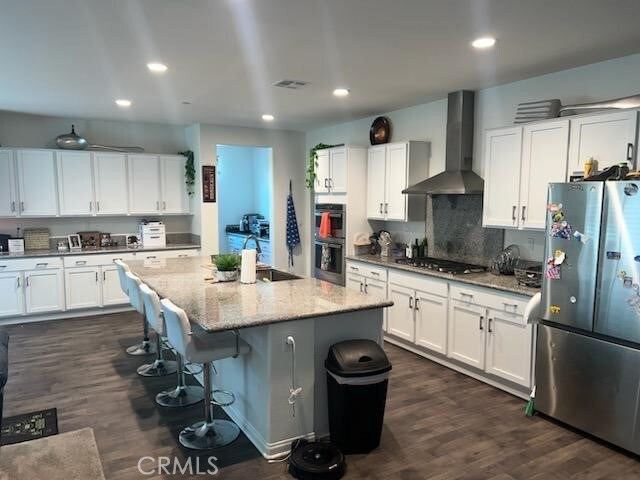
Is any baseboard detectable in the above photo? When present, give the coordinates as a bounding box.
[383,335,530,400]
[0,306,133,325]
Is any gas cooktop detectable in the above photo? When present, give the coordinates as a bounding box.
[395,256,487,275]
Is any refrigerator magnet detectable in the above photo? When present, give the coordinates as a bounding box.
[607,251,621,260]
[550,305,561,314]
[573,231,590,244]
[553,250,566,265]
[546,258,561,280]
[547,203,563,213]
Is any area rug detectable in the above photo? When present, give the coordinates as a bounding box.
[0,427,105,480]
[1,408,58,446]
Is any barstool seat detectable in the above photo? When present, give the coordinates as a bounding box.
[138,284,178,377]
[161,298,250,450]
[115,260,155,356]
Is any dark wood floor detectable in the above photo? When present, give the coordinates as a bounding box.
[3,312,640,479]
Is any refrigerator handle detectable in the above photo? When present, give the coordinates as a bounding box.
[521,206,526,222]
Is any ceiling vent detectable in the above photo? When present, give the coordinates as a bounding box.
[273,79,310,89]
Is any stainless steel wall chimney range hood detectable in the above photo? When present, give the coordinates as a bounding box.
[402,90,484,195]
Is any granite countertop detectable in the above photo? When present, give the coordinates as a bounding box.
[127,256,392,333]
[347,254,540,297]
[226,231,270,241]
[0,243,201,259]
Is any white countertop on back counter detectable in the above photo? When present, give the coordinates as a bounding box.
[0,243,200,259]
[347,254,540,297]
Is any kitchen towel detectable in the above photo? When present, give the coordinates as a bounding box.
[240,249,257,284]
[321,243,331,271]
[286,181,300,267]
[319,212,331,238]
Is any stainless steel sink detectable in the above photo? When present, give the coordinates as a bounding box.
[256,268,303,282]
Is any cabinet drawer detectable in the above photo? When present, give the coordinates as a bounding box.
[63,253,135,268]
[389,269,447,298]
[0,257,62,272]
[450,282,529,314]
[346,261,387,281]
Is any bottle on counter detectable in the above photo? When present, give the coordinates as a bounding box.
[412,238,420,259]
[419,237,428,258]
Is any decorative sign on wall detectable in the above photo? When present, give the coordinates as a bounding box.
[202,165,216,203]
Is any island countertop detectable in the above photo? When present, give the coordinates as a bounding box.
[127,256,392,333]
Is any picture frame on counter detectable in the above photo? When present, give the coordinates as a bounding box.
[8,237,25,254]
[68,234,82,251]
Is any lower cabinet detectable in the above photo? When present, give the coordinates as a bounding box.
[387,284,415,342]
[448,300,486,369]
[24,269,65,314]
[0,272,24,317]
[414,290,448,355]
[102,266,129,306]
[346,266,388,331]
[65,267,102,309]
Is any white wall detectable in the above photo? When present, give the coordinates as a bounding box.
[306,53,640,261]
[186,123,307,274]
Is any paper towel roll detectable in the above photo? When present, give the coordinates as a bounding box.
[240,249,257,284]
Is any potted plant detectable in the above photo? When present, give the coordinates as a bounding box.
[211,254,242,282]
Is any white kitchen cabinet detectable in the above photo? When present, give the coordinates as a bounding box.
[482,127,523,228]
[0,272,24,317]
[447,300,486,369]
[519,120,570,229]
[387,284,415,342]
[0,150,18,217]
[346,272,365,293]
[315,149,330,193]
[128,154,161,214]
[24,268,65,314]
[16,150,58,216]
[485,309,533,387]
[102,265,129,306]
[328,148,347,193]
[414,290,448,355]
[568,110,638,173]
[57,151,94,216]
[65,267,101,309]
[366,146,386,219]
[94,153,128,215]
[160,155,189,214]
[366,141,429,221]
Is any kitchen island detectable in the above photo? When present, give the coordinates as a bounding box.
[128,257,392,458]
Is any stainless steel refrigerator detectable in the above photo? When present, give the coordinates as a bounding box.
[536,181,640,455]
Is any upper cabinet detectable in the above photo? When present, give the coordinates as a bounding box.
[93,153,128,215]
[315,146,348,194]
[16,150,58,216]
[160,155,190,214]
[128,155,162,214]
[0,150,17,217]
[57,151,94,216]
[568,110,638,174]
[366,141,429,222]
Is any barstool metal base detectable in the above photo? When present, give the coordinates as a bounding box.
[156,385,204,407]
[126,340,156,356]
[179,419,240,450]
[137,359,178,377]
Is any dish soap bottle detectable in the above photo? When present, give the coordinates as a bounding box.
[412,239,420,259]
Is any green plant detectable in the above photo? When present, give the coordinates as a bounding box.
[306,143,336,190]
[179,150,195,196]
[211,253,242,272]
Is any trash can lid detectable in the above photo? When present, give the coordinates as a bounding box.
[325,339,392,377]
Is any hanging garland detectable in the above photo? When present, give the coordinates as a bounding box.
[306,143,336,190]
[179,150,195,196]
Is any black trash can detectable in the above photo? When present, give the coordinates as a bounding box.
[325,339,392,454]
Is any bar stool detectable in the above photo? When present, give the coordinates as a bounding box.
[161,298,250,450]
[137,284,178,377]
[115,260,155,356]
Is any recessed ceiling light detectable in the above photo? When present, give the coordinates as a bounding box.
[333,88,350,97]
[115,99,132,107]
[147,62,168,73]
[262,114,274,121]
[471,37,496,49]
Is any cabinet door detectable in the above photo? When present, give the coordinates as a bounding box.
[315,150,330,193]
[0,272,24,317]
[128,155,161,214]
[65,267,102,309]
[482,128,522,228]
[447,300,486,369]
[485,310,533,387]
[346,272,364,293]
[365,277,388,333]
[16,150,58,216]
[519,120,569,230]
[385,143,408,221]
[387,284,414,342]
[161,155,189,214]
[415,290,448,355]
[57,151,94,216]
[24,269,65,313]
[329,148,347,193]
[94,153,128,215]
[102,266,129,306]
[0,151,18,217]
[568,111,638,173]
[367,146,386,219]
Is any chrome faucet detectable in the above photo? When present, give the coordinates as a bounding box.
[243,235,262,256]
